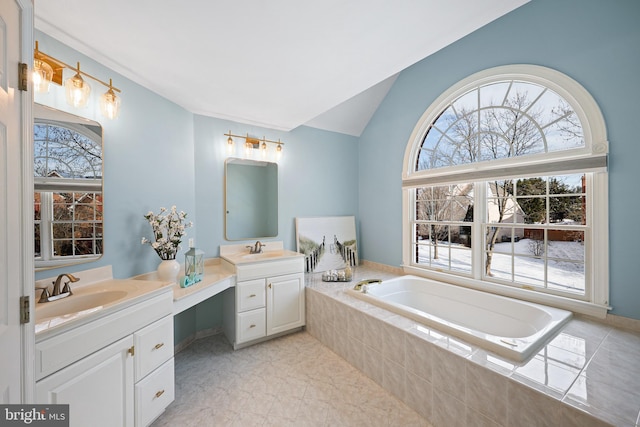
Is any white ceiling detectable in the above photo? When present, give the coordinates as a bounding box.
[34,0,528,136]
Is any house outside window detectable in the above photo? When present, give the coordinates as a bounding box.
[34,120,103,268]
[402,65,609,316]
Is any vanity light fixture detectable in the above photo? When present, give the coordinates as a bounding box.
[224,131,285,160]
[33,41,122,119]
[65,62,91,108]
[261,138,268,159]
[100,79,121,119]
[33,58,54,93]
[227,134,235,154]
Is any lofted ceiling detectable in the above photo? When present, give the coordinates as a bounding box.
[34,0,528,136]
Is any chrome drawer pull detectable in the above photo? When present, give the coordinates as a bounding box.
[155,390,165,399]
[154,343,165,350]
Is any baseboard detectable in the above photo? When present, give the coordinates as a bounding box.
[174,326,225,354]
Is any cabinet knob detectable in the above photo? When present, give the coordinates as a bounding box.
[155,390,165,399]
[154,343,164,350]
[249,294,256,298]
[268,283,272,289]
[249,324,256,328]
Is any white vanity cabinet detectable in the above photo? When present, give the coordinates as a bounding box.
[223,255,305,349]
[35,335,135,427]
[35,291,174,427]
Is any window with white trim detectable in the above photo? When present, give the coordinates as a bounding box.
[34,120,103,267]
[403,65,609,314]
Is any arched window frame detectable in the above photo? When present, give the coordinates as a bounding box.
[402,65,609,317]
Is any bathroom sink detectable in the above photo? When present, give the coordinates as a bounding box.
[241,251,287,260]
[35,290,128,320]
[222,249,303,265]
[35,278,172,336]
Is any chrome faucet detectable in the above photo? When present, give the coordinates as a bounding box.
[37,273,80,303]
[247,241,265,254]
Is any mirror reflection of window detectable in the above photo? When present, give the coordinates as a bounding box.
[34,105,103,269]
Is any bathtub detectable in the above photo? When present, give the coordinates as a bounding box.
[347,275,572,361]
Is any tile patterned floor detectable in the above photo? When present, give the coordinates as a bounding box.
[151,331,431,426]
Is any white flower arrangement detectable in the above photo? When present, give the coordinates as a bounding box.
[141,206,193,260]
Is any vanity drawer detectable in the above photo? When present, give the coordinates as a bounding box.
[237,308,266,343]
[236,279,266,312]
[235,257,303,282]
[135,358,175,427]
[134,315,174,382]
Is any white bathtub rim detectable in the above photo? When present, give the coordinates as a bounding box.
[402,264,609,319]
[347,275,572,362]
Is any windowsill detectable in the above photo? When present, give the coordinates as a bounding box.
[35,256,102,271]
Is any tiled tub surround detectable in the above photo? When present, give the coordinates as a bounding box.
[306,265,640,427]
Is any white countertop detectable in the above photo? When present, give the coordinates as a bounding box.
[35,276,172,340]
[133,258,236,314]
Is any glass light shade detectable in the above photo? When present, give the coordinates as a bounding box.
[33,59,53,93]
[244,141,254,158]
[261,141,268,158]
[276,143,283,160]
[185,246,204,282]
[65,72,91,108]
[227,136,235,155]
[100,88,121,119]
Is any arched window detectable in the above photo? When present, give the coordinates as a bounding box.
[402,65,608,316]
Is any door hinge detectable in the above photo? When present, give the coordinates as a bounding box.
[18,63,29,91]
[127,346,135,357]
[20,296,30,324]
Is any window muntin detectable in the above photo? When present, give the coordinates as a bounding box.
[34,121,103,265]
[413,183,473,274]
[412,173,587,298]
[403,65,608,312]
[482,173,586,295]
[416,81,584,172]
[34,123,102,179]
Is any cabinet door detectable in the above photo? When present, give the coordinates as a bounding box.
[36,335,135,427]
[266,273,305,335]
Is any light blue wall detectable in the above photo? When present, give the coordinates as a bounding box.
[358,0,640,319]
[193,115,359,257]
[35,0,640,322]
[34,32,196,281]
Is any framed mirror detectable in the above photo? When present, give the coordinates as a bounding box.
[225,158,278,240]
[34,103,103,270]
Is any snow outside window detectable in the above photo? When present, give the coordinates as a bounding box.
[402,65,609,316]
